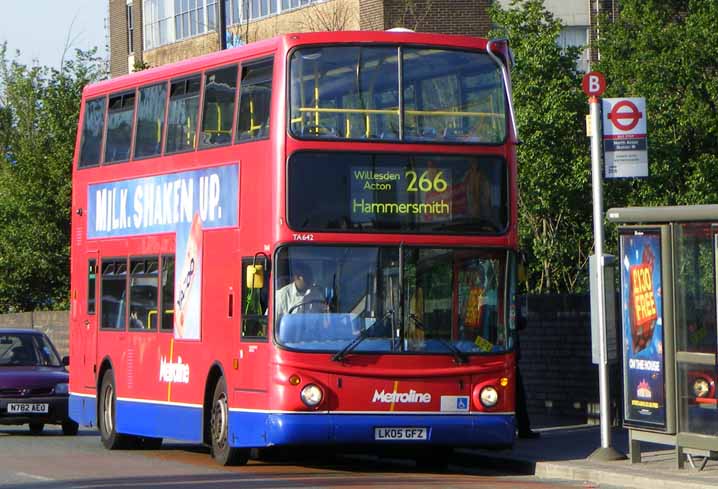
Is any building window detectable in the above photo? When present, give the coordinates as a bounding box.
[143,0,322,50]
[557,26,589,72]
[174,0,222,41]
[281,0,312,12]
[144,0,175,50]
[127,1,135,54]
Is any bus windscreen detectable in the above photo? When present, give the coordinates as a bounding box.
[290,46,506,143]
[288,152,507,234]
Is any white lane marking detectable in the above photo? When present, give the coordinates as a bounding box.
[15,472,54,481]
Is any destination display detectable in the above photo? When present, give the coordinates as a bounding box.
[288,153,507,234]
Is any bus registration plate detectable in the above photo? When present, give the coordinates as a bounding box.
[374,427,427,441]
[7,403,49,414]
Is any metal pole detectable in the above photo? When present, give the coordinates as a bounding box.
[588,95,626,461]
[591,95,610,447]
[218,0,227,50]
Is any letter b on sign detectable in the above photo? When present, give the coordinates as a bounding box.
[582,71,606,97]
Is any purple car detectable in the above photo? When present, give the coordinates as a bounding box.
[0,329,78,435]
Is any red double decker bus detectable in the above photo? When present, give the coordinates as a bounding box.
[69,30,520,466]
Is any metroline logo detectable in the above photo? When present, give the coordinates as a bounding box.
[372,389,431,404]
[159,355,190,384]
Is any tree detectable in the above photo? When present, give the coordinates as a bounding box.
[489,0,592,293]
[0,45,104,311]
[596,0,718,209]
[395,0,435,31]
[298,0,357,32]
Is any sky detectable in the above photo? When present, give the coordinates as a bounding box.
[0,0,107,68]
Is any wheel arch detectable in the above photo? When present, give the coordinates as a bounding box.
[203,361,226,446]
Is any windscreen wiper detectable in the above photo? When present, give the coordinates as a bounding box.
[332,310,393,362]
[407,313,468,365]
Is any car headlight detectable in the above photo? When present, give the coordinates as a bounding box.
[300,384,323,408]
[480,386,499,408]
[54,382,69,395]
[693,378,710,398]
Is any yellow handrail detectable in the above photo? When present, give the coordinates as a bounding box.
[298,107,399,115]
[296,107,503,118]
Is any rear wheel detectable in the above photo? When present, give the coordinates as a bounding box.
[98,369,129,449]
[62,420,79,436]
[28,422,44,435]
[210,377,249,466]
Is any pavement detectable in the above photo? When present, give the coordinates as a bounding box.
[466,420,718,489]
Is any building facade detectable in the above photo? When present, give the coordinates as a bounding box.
[108,0,617,78]
[108,0,493,77]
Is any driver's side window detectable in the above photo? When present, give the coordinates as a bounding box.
[241,257,269,340]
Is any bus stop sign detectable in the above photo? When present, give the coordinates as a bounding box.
[582,71,606,97]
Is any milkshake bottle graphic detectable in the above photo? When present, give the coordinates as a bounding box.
[175,212,203,339]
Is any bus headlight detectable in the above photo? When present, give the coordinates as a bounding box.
[479,386,499,408]
[693,378,710,398]
[300,384,323,408]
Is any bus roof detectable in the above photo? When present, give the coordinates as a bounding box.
[84,31,492,98]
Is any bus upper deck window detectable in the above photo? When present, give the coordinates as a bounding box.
[236,58,273,143]
[78,97,106,168]
[200,65,238,149]
[134,82,167,159]
[105,91,136,164]
[166,75,201,153]
[289,47,400,141]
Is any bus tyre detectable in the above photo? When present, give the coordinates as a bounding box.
[99,369,129,449]
[210,378,249,466]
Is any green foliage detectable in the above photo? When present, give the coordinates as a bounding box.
[597,0,718,209]
[0,45,104,311]
[133,59,151,72]
[490,0,592,293]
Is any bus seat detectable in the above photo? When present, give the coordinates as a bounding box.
[476,305,497,342]
[10,346,33,364]
[442,127,467,140]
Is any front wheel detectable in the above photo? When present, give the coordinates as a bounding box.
[414,447,452,472]
[62,420,79,436]
[28,422,44,435]
[210,378,249,466]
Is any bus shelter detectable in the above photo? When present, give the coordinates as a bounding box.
[607,205,718,469]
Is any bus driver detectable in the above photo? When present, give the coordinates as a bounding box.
[275,264,324,319]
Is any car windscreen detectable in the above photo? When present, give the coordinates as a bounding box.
[0,333,62,367]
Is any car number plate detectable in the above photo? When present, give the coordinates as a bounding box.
[374,427,427,441]
[7,403,49,414]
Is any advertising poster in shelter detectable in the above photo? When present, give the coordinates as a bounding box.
[620,229,666,429]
